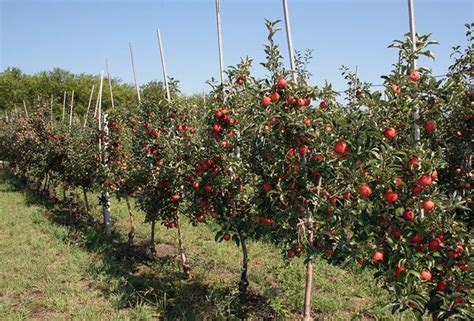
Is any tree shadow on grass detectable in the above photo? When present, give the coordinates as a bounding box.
[2,170,276,320]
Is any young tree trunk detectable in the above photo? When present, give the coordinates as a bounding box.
[102,190,112,236]
[62,185,67,201]
[83,187,90,215]
[125,195,135,244]
[303,177,321,321]
[237,230,250,299]
[303,210,314,321]
[150,219,156,257]
[176,211,191,278]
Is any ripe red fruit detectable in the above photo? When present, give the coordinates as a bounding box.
[276,78,287,89]
[391,228,402,239]
[262,183,273,193]
[261,96,272,106]
[454,296,464,305]
[402,209,415,221]
[260,217,273,225]
[407,156,419,170]
[358,184,372,198]
[431,169,438,181]
[391,84,401,95]
[288,249,295,258]
[212,123,221,133]
[342,191,352,199]
[223,232,231,241]
[410,233,423,244]
[196,215,206,223]
[298,145,309,156]
[372,251,384,262]
[436,280,448,292]
[303,117,312,125]
[394,265,406,278]
[422,199,435,212]
[204,183,214,194]
[458,261,468,272]
[287,147,296,158]
[304,97,311,106]
[319,100,328,109]
[287,95,296,105]
[295,98,306,108]
[395,177,403,189]
[384,127,397,139]
[429,239,441,251]
[410,70,421,81]
[270,92,280,103]
[423,120,436,132]
[334,141,348,155]
[192,181,200,190]
[418,174,433,186]
[171,194,181,202]
[412,186,423,194]
[236,77,245,85]
[455,244,464,254]
[215,109,224,118]
[420,269,432,281]
[385,190,398,203]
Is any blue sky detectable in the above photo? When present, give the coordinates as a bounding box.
[1,0,472,94]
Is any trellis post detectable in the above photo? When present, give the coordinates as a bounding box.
[282,0,298,83]
[129,42,141,104]
[156,29,171,102]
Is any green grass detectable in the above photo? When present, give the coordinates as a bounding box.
[0,169,415,320]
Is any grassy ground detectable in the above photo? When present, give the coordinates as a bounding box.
[0,169,412,320]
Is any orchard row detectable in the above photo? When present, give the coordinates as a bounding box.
[0,21,472,320]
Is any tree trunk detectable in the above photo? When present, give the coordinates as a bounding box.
[83,187,90,215]
[303,211,314,321]
[237,230,249,299]
[303,177,321,321]
[102,190,112,236]
[176,211,191,278]
[125,195,135,244]
[150,219,156,257]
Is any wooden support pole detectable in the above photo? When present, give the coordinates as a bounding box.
[215,0,225,88]
[69,90,75,127]
[106,59,115,109]
[62,91,67,123]
[407,0,420,142]
[129,42,141,104]
[84,85,95,128]
[282,0,298,83]
[23,101,28,118]
[50,95,54,125]
[156,29,171,102]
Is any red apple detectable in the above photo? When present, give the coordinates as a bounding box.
[410,70,421,81]
[436,280,448,292]
[270,91,280,103]
[385,190,398,203]
[420,269,432,281]
[429,239,441,251]
[423,120,436,132]
[223,232,231,241]
[261,96,272,106]
[422,199,435,212]
[418,174,432,186]
[334,140,348,155]
[276,78,287,89]
[402,208,415,221]
[358,184,372,198]
[384,127,397,139]
[372,251,384,262]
